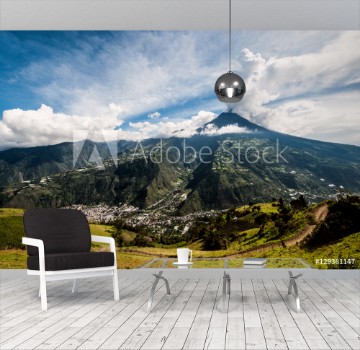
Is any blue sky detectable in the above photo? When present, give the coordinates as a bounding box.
[0,31,359,149]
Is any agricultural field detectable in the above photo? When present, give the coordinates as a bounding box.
[0,208,24,217]
[236,203,279,214]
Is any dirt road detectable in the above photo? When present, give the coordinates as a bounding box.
[229,202,329,257]
[283,203,328,247]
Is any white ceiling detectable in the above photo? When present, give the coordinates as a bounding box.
[0,0,359,30]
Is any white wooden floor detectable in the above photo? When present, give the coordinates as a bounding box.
[0,274,359,350]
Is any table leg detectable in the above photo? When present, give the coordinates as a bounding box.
[221,272,231,312]
[147,270,171,313]
[288,271,302,312]
[223,272,231,295]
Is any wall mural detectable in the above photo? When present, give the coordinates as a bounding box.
[0,31,359,269]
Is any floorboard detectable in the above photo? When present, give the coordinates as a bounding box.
[1,275,359,350]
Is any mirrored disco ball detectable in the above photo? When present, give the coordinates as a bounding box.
[214,71,246,103]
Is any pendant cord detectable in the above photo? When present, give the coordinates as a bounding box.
[229,0,231,72]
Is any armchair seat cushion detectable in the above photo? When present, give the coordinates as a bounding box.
[27,252,115,271]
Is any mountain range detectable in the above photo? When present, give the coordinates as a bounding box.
[1,112,359,213]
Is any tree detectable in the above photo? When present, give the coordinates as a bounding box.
[203,230,228,250]
[278,204,292,222]
[290,195,308,211]
[278,197,284,208]
[0,190,8,206]
[306,195,360,247]
[133,233,154,247]
[253,205,261,212]
[111,220,124,247]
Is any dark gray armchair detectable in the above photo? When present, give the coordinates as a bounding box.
[22,208,119,310]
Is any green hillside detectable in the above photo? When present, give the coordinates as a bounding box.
[1,196,359,269]
[252,232,360,269]
[0,208,25,249]
[185,199,313,250]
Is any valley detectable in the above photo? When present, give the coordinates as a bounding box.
[0,112,359,270]
[1,194,359,270]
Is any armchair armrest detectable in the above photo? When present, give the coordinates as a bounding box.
[91,235,117,268]
[22,237,45,272]
[91,235,116,253]
[22,237,44,249]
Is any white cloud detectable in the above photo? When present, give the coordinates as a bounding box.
[251,91,360,145]
[127,111,217,139]
[19,32,224,120]
[233,32,360,145]
[201,123,250,136]
[0,104,122,149]
[1,31,360,148]
[0,107,216,148]
[148,111,161,119]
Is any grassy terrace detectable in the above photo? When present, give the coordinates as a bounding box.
[1,205,359,270]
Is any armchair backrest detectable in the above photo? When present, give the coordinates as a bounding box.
[24,209,91,256]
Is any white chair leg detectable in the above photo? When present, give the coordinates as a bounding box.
[39,281,41,297]
[72,279,78,293]
[39,274,47,311]
[113,268,119,301]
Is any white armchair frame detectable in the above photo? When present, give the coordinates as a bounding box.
[22,235,119,311]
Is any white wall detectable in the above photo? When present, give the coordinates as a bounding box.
[0,0,359,30]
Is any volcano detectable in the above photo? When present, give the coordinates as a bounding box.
[1,113,360,212]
